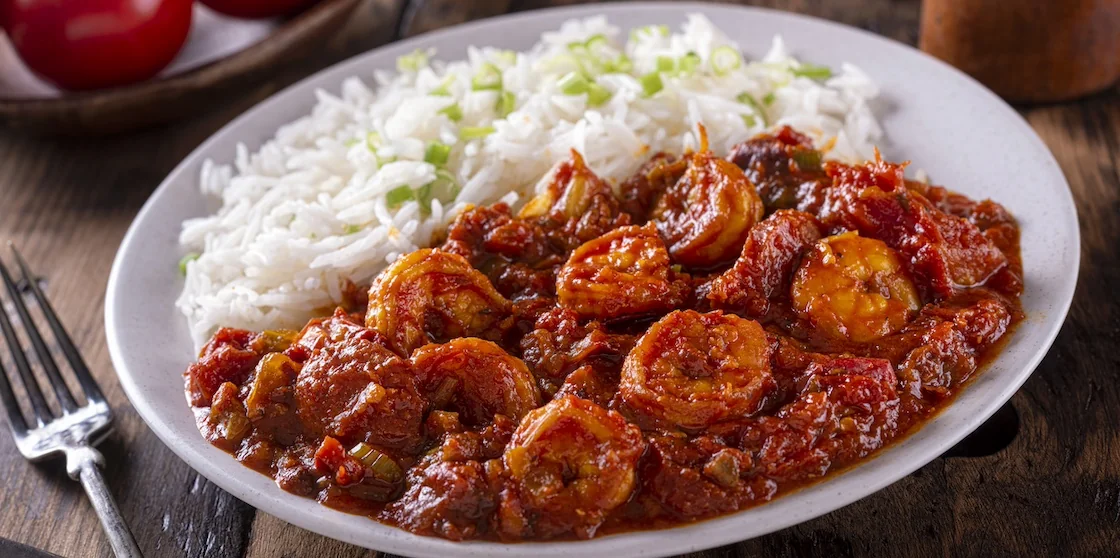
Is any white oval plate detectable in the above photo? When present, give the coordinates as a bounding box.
[106,3,1079,557]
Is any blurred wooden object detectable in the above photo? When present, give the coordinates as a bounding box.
[920,0,1120,102]
[0,0,361,136]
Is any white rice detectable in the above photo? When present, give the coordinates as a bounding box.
[177,14,883,348]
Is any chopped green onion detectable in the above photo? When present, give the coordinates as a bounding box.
[460,126,495,140]
[558,72,590,95]
[711,46,742,76]
[366,131,381,151]
[438,103,463,122]
[424,141,451,166]
[678,52,701,76]
[496,90,516,117]
[640,72,663,97]
[495,50,517,66]
[471,62,502,91]
[657,24,670,36]
[741,114,758,128]
[584,34,608,51]
[386,185,414,207]
[586,82,612,107]
[343,138,360,148]
[415,182,433,213]
[630,24,669,42]
[763,92,776,106]
[396,50,428,72]
[792,150,823,170]
[792,63,833,80]
[606,54,632,73]
[736,92,768,126]
[656,55,676,73]
[178,253,199,275]
[343,224,361,235]
[430,77,454,96]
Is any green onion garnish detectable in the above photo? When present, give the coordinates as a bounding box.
[495,50,517,66]
[438,103,462,122]
[366,131,381,151]
[396,50,428,73]
[606,54,632,73]
[471,62,502,91]
[496,90,516,117]
[741,114,758,128]
[386,185,414,207]
[584,34,608,51]
[343,224,361,235]
[792,63,833,80]
[430,77,454,96]
[586,82,612,106]
[640,72,663,97]
[711,46,742,76]
[424,141,451,166]
[656,55,676,73]
[178,253,199,276]
[763,92,776,106]
[460,126,495,140]
[678,52,701,76]
[736,92,768,126]
[558,72,590,95]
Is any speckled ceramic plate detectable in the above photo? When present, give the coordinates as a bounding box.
[105,3,1079,557]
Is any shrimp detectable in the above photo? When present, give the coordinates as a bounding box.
[411,338,541,426]
[499,394,644,539]
[819,156,1007,299]
[519,149,616,221]
[365,249,511,355]
[650,125,765,267]
[556,223,690,321]
[619,310,775,431]
[791,232,921,343]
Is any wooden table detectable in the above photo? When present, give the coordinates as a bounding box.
[0,1,1116,557]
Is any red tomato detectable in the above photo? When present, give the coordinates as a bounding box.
[199,0,318,19]
[4,0,193,91]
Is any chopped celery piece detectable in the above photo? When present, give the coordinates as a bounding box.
[471,62,502,90]
[424,142,451,166]
[460,126,495,140]
[640,72,663,97]
[496,90,516,117]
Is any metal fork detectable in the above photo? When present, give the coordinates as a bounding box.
[0,245,142,558]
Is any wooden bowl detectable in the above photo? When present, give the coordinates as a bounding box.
[0,0,361,136]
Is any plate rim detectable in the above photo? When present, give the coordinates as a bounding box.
[105,2,1080,557]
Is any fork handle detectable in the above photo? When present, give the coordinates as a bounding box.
[66,446,144,558]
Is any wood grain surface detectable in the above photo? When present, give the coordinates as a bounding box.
[0,1,1116,557]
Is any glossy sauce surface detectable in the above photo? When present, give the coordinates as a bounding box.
[185,126,1022,541]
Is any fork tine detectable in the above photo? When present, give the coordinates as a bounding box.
[0,360,28,437]
[0,280,53,425]
[9,245,105,406]
[0,255,77,413]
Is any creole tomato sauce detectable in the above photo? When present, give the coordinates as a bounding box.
[185,126,1022,541]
